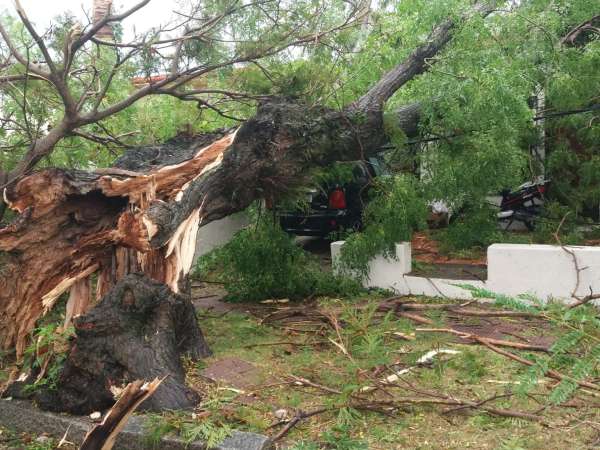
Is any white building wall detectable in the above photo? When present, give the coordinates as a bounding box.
[192,213,250,264]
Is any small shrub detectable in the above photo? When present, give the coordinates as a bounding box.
[193,218,361,302]
[532,201,583,245]
[321,424,369,450]
[144,412,232,449]
[22,323,73,394]
[440,205,499,252]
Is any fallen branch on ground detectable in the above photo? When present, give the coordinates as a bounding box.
[276,374,549,436]
[396,311,435,325]
[242,340,328,348]
[416,327,550,352]
[378,298,541,319]
[475,338,600,392]
[568,291,600,309]
[268,407,333,443]
[79,378,163,450]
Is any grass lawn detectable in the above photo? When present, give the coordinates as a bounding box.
[170,291,600,449]
[3,290,600,449]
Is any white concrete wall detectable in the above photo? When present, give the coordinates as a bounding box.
[487,243,600,301]
[331,241,600,303]
[393,276,485,300]
[192,213,250,263]
[331,241,411,289]
[331,241,483,299]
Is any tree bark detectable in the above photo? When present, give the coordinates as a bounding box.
[80,378,164,450]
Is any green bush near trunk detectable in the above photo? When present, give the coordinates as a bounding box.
[193,218,361,302]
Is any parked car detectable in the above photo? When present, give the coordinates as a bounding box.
[277,156,389,237]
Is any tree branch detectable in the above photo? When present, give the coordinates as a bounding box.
[70,0,152,55]
[13,0,58,75]
[353,1,499,112]
[561,14,600,47]
[0,23,48,77]
[0,72,48,84]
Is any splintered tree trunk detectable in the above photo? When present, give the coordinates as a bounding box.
[0,101,390,356]
[0,1,496,414]
[33,273,209,414]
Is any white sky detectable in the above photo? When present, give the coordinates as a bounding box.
[0,0,179,40]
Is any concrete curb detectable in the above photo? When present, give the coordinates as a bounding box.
[0,399,271,450]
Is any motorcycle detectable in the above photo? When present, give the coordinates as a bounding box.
[497,177,549,231]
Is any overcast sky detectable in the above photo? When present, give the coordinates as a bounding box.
[0,0,179,40]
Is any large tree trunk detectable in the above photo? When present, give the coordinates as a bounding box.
[0,1,496,413]
[0,100,390,356]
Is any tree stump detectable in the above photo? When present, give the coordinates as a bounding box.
[34,273,210,415]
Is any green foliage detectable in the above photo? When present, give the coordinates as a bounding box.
[144,415,177,448]
[1,0,360,175]
[274,162,359,215]
[180,420,232,448]
[0,427,58,450]
[338,175,427,279]
[341,0,599,221]
[321,424,369,450]
[224,0,599,230]
[22,323,73,394]
[290,424,369,450]
[532,202,584,245]
[449,350,487,383]
[312,162,358,190]
[548,342,600,405]
[234,59,341,103]
[193,217,362,302]
[338,303,399,369]
[440,205,500,252]
[144,411,232,449]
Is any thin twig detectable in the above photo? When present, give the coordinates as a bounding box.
[269,407,331,443]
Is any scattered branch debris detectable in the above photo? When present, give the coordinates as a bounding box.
[244,292,600,441]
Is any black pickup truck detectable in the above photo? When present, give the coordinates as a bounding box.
[277,156,388,237]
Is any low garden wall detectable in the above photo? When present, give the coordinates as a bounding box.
[331,241,600,302]
[486,243,600,300]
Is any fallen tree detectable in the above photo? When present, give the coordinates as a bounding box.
[0,1,498,412]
